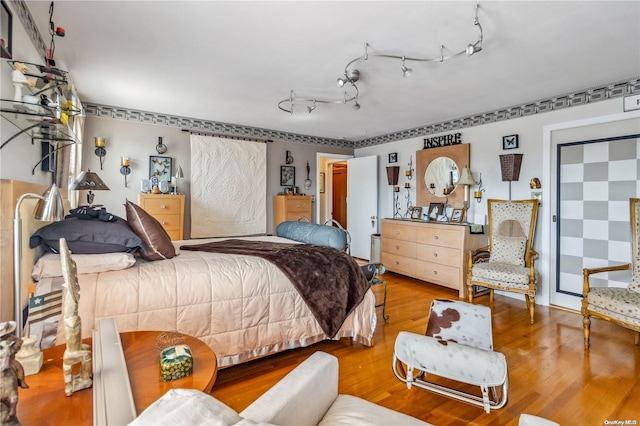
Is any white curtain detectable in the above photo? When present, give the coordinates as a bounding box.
[190,135,266,237]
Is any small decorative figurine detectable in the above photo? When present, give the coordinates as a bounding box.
[1,321,29,426]
[60,238,92,396]
[11,62,36,103]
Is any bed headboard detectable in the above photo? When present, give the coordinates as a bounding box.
[0,182,70,322]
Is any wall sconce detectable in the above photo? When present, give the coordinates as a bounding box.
[474,173,485,203]
[156,136,167,154]
[94,137,106,170]
[120,156,131,187]
[386,166,400,218]
[499,154,523,200]
[405,155,414,180]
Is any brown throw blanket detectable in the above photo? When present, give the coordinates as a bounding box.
[180,239,370,338]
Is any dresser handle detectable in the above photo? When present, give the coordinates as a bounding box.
[395,245,400,250]
[434,235,439,240]
[161,221,166,225]
[433,270,438,275]
[433,253,438,257]
[395,261,400,265]
[395,231,400,235]
[160,204,166,209]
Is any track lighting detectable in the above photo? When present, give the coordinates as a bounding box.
[278,3,484,114]
[401,56,412,78]
[307,100,316,113]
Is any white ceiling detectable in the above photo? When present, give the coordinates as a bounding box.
[26,1,640,142]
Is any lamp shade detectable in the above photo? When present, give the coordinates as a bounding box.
[34,184,65,221]
[386,166,400,186]
[175,165,184,179]
[499,154,523,182]
[69,170,110,191]
[457,166,477,186]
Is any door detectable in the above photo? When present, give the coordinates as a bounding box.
[347,155,378,260]
[331,162,348,228]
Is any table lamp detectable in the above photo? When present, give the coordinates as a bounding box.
[456,166,477,224]
[69,169,110,205]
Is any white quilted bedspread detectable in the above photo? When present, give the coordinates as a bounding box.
[54,236,376,367]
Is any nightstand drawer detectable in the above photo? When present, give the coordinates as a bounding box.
[285,198,310,212]
[141,198,182,215]
[152,214,180,231]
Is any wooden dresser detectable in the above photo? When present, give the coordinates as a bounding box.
[273,195,312,230]
[137,193,185,240]
[381,218,486,298]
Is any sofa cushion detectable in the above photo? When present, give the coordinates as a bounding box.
[130,389,242,426]
[319,395,432,426]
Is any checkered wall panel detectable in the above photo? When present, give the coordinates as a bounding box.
[557,137,640,296]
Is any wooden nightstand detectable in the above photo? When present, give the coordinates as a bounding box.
[137,194,185,240]
[273,195,312,230]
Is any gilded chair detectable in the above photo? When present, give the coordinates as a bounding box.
[582,198,640,348]
[467,199,539,324]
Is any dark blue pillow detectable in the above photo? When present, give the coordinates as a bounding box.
[30,217,141,254]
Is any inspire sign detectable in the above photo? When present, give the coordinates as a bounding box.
[423,133,462,149]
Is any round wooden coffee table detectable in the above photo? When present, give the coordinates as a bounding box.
[16,331,217,425]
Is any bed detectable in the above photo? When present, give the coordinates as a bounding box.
[23,202,376,368]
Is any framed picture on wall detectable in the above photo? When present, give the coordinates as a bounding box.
[280,165,295,186]
[389,152,398,163]
[149,156,172,182]
[502,134,519,150]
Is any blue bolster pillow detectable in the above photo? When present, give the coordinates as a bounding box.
[276,221,347,250]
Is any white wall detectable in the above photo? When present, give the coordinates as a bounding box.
[81,116,352,237]
[355,97,630,307]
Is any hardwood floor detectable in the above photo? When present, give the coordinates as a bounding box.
[210,272,640,425]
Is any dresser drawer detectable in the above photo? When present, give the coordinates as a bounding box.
[416,244,460,268]
[416,261,460,289]
[381,238,416,258]
[286,211,311,222]
[381,222,416,242]
[285,198,310,212]
[382,252,416,276]
[416,226,462,249]
[165,229,182,241]
[152,214,180,231]
[141,198,182,215]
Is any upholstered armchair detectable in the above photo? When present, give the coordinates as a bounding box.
[467,199,539,324]
[582,198,640,348]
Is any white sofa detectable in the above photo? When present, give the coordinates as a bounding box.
[130,351,558,426]
[130,351,430,426]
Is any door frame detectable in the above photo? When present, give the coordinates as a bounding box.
[316,153,352,224]
[543,110,640,310]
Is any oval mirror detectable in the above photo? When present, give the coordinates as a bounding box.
[424,157,459,197]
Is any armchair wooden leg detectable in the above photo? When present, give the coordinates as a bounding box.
[526,295,535,324]
[583,315,591,349]
[489,289,494,305]
[467,284,474,303]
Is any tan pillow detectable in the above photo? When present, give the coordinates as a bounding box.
[125,200,176,261]
[32,252,136,280]
[489,235,527,266]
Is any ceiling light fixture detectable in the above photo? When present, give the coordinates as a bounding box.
[401,56,412,78]
[278,3,484,114]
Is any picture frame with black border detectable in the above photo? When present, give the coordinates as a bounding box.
[428,202,444,218]
[410,206,422,220]
[388,152,398,163]
[1,0,12,59]
[450,208,464,223]
[149,155,172,182]
[280,165,295,186]
[502,134,519,150]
